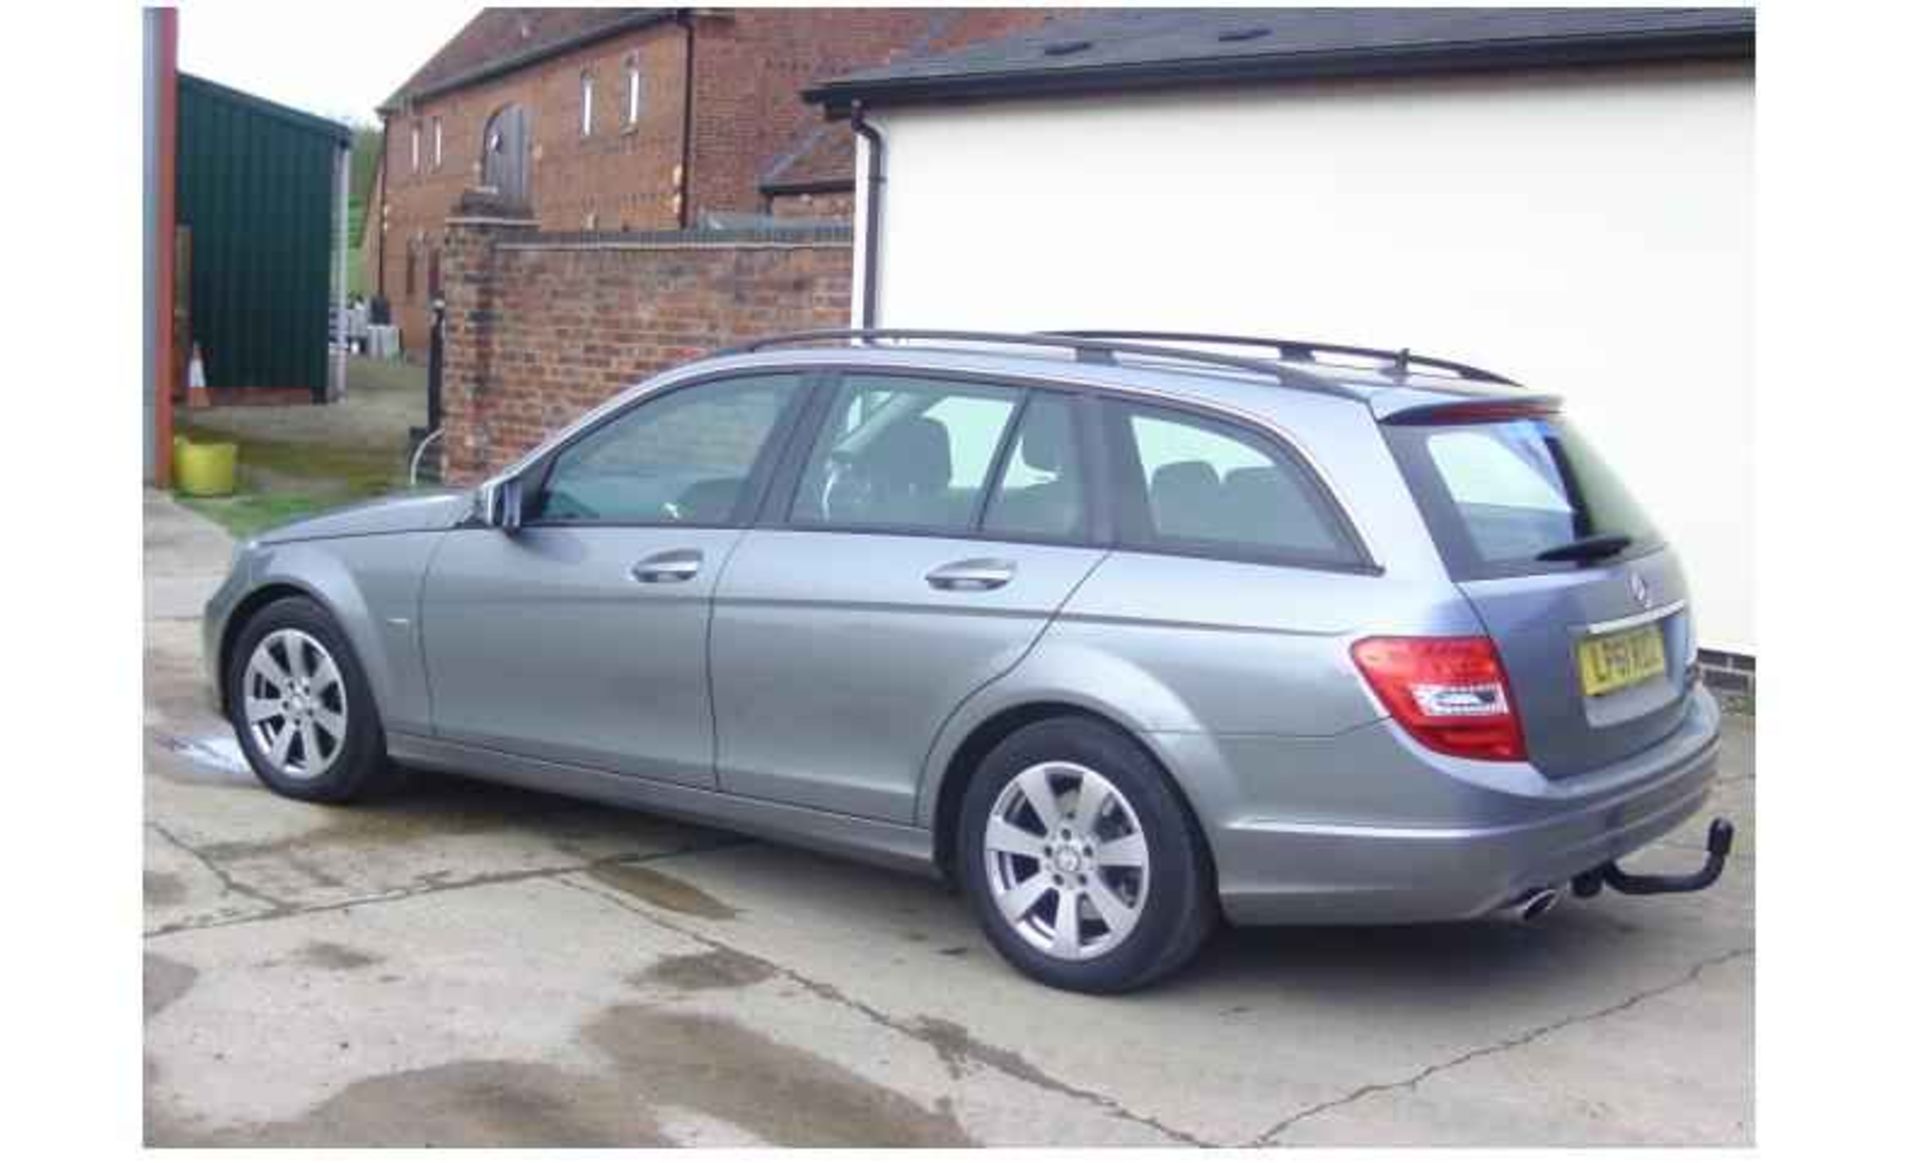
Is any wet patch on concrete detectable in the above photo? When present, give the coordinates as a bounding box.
[153,1008,972,1147]
[295,941,383,971]
[153,728,251,773]
[913,1015,1076,1094]
[584,1007,972,1146]
[145,870,187,907]
[633,948,775,993]
[145,953,199,1020]
[152,1059,670,1147]
[587,863,739,920]
[146,730,254,787]
[190,777,683,862]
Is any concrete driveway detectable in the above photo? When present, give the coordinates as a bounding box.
[143,490,1754,1147]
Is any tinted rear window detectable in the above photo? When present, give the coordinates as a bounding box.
[1383,412,1661,580]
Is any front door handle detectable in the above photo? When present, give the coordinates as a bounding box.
[926,558,1016,592]
[631,549,703,584]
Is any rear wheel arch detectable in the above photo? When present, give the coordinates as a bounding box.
[929,701,1213,888]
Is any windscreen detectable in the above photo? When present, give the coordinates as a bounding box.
[1382,411,1661,580]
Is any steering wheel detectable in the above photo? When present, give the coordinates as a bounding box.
[820,451,873,523]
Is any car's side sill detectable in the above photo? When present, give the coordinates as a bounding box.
[387,732,940,878]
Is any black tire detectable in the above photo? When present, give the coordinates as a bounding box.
[958,716,1218,993]
[225,595,395,804]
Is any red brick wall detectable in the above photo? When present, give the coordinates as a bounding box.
[768,190,855,219]
[439,216,852,484]
[374,25,691,352]
[372,10,1060,354]
[683,8,1056,219]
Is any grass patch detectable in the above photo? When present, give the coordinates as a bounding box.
[174,410,414,539]
[176,421,404,497]
[178,492,339,539]
[345,356,429,398]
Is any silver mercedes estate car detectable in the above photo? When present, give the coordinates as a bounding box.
[204,329,1732,993]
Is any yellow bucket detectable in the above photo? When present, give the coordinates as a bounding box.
[175,438,239,497]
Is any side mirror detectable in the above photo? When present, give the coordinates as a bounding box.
[489,476,525,533]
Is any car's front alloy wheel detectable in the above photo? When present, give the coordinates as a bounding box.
[241,628,349,781]
[226,595,393,804]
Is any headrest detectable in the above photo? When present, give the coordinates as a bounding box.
[1019,403,1071,473]
[862,416,951,492]
[1151,459,1220,500]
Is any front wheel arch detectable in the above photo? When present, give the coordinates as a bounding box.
[217,582,327,714]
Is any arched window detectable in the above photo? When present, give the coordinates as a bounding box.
[431,117,443,169]
[580,72,594,136]
[409,122,421,173]
[481,104,531,203]
[625,58,642,125]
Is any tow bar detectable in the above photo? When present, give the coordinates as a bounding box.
[1571,817,1736,898]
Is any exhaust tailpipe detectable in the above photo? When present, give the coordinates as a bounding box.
[1495,886,1561,924]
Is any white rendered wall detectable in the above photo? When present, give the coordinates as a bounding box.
[856,62,1754,653]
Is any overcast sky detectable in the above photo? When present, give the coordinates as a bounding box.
[176,0,477,125]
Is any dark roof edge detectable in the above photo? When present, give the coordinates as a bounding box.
[380,9,684,116]
[805,25,1755,116]
[759,176,856,198]
[179,73,353,144]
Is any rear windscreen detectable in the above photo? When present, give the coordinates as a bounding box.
[1382,412,1661,580]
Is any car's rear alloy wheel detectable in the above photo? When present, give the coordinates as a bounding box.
[960,716,1217,993]
[242,629,348,781]
[983,762,1150,961]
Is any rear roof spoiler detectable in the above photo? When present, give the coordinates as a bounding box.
[1377,395,1564,425]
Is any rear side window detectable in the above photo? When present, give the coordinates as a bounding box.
[790,374,1021,533]
[1383,411,1662,579]
[982,393,1088,540]
[1106,401,1367,569]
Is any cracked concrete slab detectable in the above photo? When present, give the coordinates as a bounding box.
[1266,951,1753,1145]
[143,489,1755,1145]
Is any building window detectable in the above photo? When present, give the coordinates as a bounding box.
[432,117,443,169]
[581,72,594,136]
[405,244,417,300]
[625,59,642,125]
[409,123,420,173]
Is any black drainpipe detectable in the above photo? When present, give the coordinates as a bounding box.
[850,101,885,330]
[677,10,696,229]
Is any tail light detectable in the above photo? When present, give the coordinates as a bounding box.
[1350,636,1527,762]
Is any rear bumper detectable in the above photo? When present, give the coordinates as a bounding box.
[1191,685,1721,925]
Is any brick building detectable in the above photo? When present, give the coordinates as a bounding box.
[369,7,1053,350]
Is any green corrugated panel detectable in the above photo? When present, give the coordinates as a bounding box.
[177,73,349,396]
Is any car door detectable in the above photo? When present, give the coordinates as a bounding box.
[710,372,1109,821]
[419,371,809,785]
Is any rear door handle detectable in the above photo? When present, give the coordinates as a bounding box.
[631,549,703,584]
[926,558,1016,592]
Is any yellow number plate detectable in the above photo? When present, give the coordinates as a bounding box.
[1577,624,1668,697]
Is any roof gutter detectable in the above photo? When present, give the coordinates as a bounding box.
[806,25,1755,117]
[850,102,885,329]
[677,10,696,228]
[375,117,389,299]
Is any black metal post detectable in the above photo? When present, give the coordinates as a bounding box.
[427,295,445,432]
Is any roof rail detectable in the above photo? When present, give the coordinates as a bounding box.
[1043,330,1519,386]
[715,328,1365,400]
